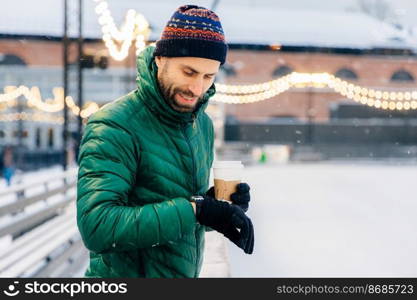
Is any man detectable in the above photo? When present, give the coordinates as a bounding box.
[77,5,254,278]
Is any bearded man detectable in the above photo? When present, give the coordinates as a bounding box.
[77,5,254,278]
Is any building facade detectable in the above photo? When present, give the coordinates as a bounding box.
[224,49,417,122]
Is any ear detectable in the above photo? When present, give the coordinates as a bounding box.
[155,56,164,68]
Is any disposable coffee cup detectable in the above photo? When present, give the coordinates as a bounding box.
[213,161,244,202]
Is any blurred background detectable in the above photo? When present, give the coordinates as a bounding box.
[0,0,416,278]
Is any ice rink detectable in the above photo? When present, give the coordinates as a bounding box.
[228,162,417,277]
[2,162,416,277]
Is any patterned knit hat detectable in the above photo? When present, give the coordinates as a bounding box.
[154,5,227,65]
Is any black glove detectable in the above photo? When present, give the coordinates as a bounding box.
[206,183,251,212]
[195,196,254,254]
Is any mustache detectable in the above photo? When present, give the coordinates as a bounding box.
[173,88,200,98]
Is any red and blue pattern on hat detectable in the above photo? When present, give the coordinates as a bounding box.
[154,5,228,64]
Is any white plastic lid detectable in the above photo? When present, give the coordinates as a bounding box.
[213,161,244,180]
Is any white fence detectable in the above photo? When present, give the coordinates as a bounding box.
[0,168,88,277]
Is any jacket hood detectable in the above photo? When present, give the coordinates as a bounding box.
[135,46,216,125]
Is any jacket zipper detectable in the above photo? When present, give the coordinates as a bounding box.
[181,115,200,277]
[183,114,197,192]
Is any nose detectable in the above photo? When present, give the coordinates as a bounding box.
[188,78,204,97]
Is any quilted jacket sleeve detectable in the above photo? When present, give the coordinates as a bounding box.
[76,120,196,254]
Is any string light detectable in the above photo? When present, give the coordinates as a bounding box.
[94,0,151,61]
[214,72,417,110]
[2,72,417,114]
[80,102,100,118]
[0,112,64,124]
[0,86,99,118]
[0,86,28,103]
[24,87,64,112]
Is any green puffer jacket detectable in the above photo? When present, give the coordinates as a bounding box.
[76,46,215,278]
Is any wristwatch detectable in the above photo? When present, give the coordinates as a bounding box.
[190,196,204,217]
[190,195,204,204]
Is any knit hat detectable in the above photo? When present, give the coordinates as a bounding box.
[154,5,227,65]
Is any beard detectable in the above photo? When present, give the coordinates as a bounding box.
[157,69,202,113]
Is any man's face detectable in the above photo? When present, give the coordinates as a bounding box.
[155,56,220,113]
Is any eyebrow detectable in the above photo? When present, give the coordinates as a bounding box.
[181,64,216,76]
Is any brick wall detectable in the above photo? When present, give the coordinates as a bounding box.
[0,39,135,68]
[224,50,417,121]
[1,39,416,121]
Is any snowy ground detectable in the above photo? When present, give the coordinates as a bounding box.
[228,161,417,277]
[2,162,417,277]
[0,165,66,191]
[0,165,77,230]
[0,164,81,277]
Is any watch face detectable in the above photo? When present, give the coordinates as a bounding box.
[191,196,204,202]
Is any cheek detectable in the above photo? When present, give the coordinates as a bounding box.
[162,74,179,94]
[203,79,214,92]
[170,73,189,89]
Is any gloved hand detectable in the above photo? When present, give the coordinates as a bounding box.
[206,183,251,212]
[195,195,254,254]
